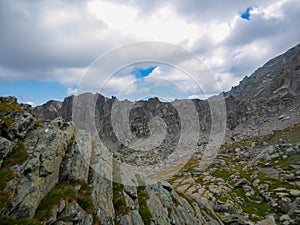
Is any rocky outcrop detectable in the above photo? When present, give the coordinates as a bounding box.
[0,96,224,224]
[3,117,75,219]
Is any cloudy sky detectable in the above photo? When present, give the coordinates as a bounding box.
[0,0,299,105]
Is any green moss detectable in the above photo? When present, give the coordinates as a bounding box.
[230,188,272,221]
[30,120,44,131]
[211,168,232,181]
[4,141,28,168]
[0,217,40,225]
[0,115,14,128]
[0,168,15,209]
[66,135,75,154]
[113,182,128,217]
[35,181,94,221]
[35,183,76,220]
[0,97,23,113]
[112,159,130,224]
[136,174,152,225]
[77,183,94,214]
[0,141,28,211]
[0,168,15,210]
[77,195,93,212]
[273,154,300,168]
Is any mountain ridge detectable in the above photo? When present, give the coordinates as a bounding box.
[0,43,300,225]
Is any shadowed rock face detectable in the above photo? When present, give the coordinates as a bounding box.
[0,43,299,224]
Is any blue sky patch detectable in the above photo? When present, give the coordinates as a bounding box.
[0,79,67,105]
[131,66,157,79]
[241,7,252,20]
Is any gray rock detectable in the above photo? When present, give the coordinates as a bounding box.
[5,120,75,219]
[280,214,291,221]
[0,136,15,167]
[290,189,300,197]
[131,210,144,225]
[60,130,92,183]
[57,201,93,225]
[161,181,173,192]
[258,215,276,225]
[234,178,249,188]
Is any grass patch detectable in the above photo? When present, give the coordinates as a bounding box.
[273,154,300,168]
[30,120,45,131]
[35,182,94,221]
[0,97,24,113]
[3,141,28,168]
[0,141,28,211]
[211,168,232,181]
[0,115,15,129]
[112,159,130,224]
[230,188,272,221]
[0,217,40,225]
[35,183,77,220]
[136,174,152,225]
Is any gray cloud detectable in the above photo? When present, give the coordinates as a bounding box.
[0,0,299,96]
[0,0,122,73]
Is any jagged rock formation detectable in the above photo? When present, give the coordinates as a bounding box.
[34,43,300,154]
[225,43,300,140]
[0,96,222,224]
[0,43,300,224]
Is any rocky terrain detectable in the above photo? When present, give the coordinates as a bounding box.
[167,123,300,225]
[0,43,299,225]
[0,96,222,224]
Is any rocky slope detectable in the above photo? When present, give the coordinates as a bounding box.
[0,96,223,224]
[167,123,300,225]
[0,43,299,225]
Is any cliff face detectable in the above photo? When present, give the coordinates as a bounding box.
[0,43,299,225]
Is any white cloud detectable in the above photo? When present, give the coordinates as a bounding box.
[209,23,231,44]
[261,0,289,20]
[0,0,299,101]
[88,0,202,47]
[25,101,36,106]
[188,95,200,99]
[67,87,78,95]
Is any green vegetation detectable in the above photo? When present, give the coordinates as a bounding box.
[0,97,24,129]
[30,120,45,131]
[220,123,300,153]
[0,97,23,113]
[273,154,300,168]
[136,174,152,225]
[0,115,14,128]
[211,168,232,181]
[0,217,40,225]
[0,141,28,211]
[4,141,28,168]
[230,188,272,221]
[113,182,129,217]
[112,158,130,224]
[66,135,76,154]
[35,182,94,221]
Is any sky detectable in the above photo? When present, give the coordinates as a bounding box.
[0,0,299,105]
